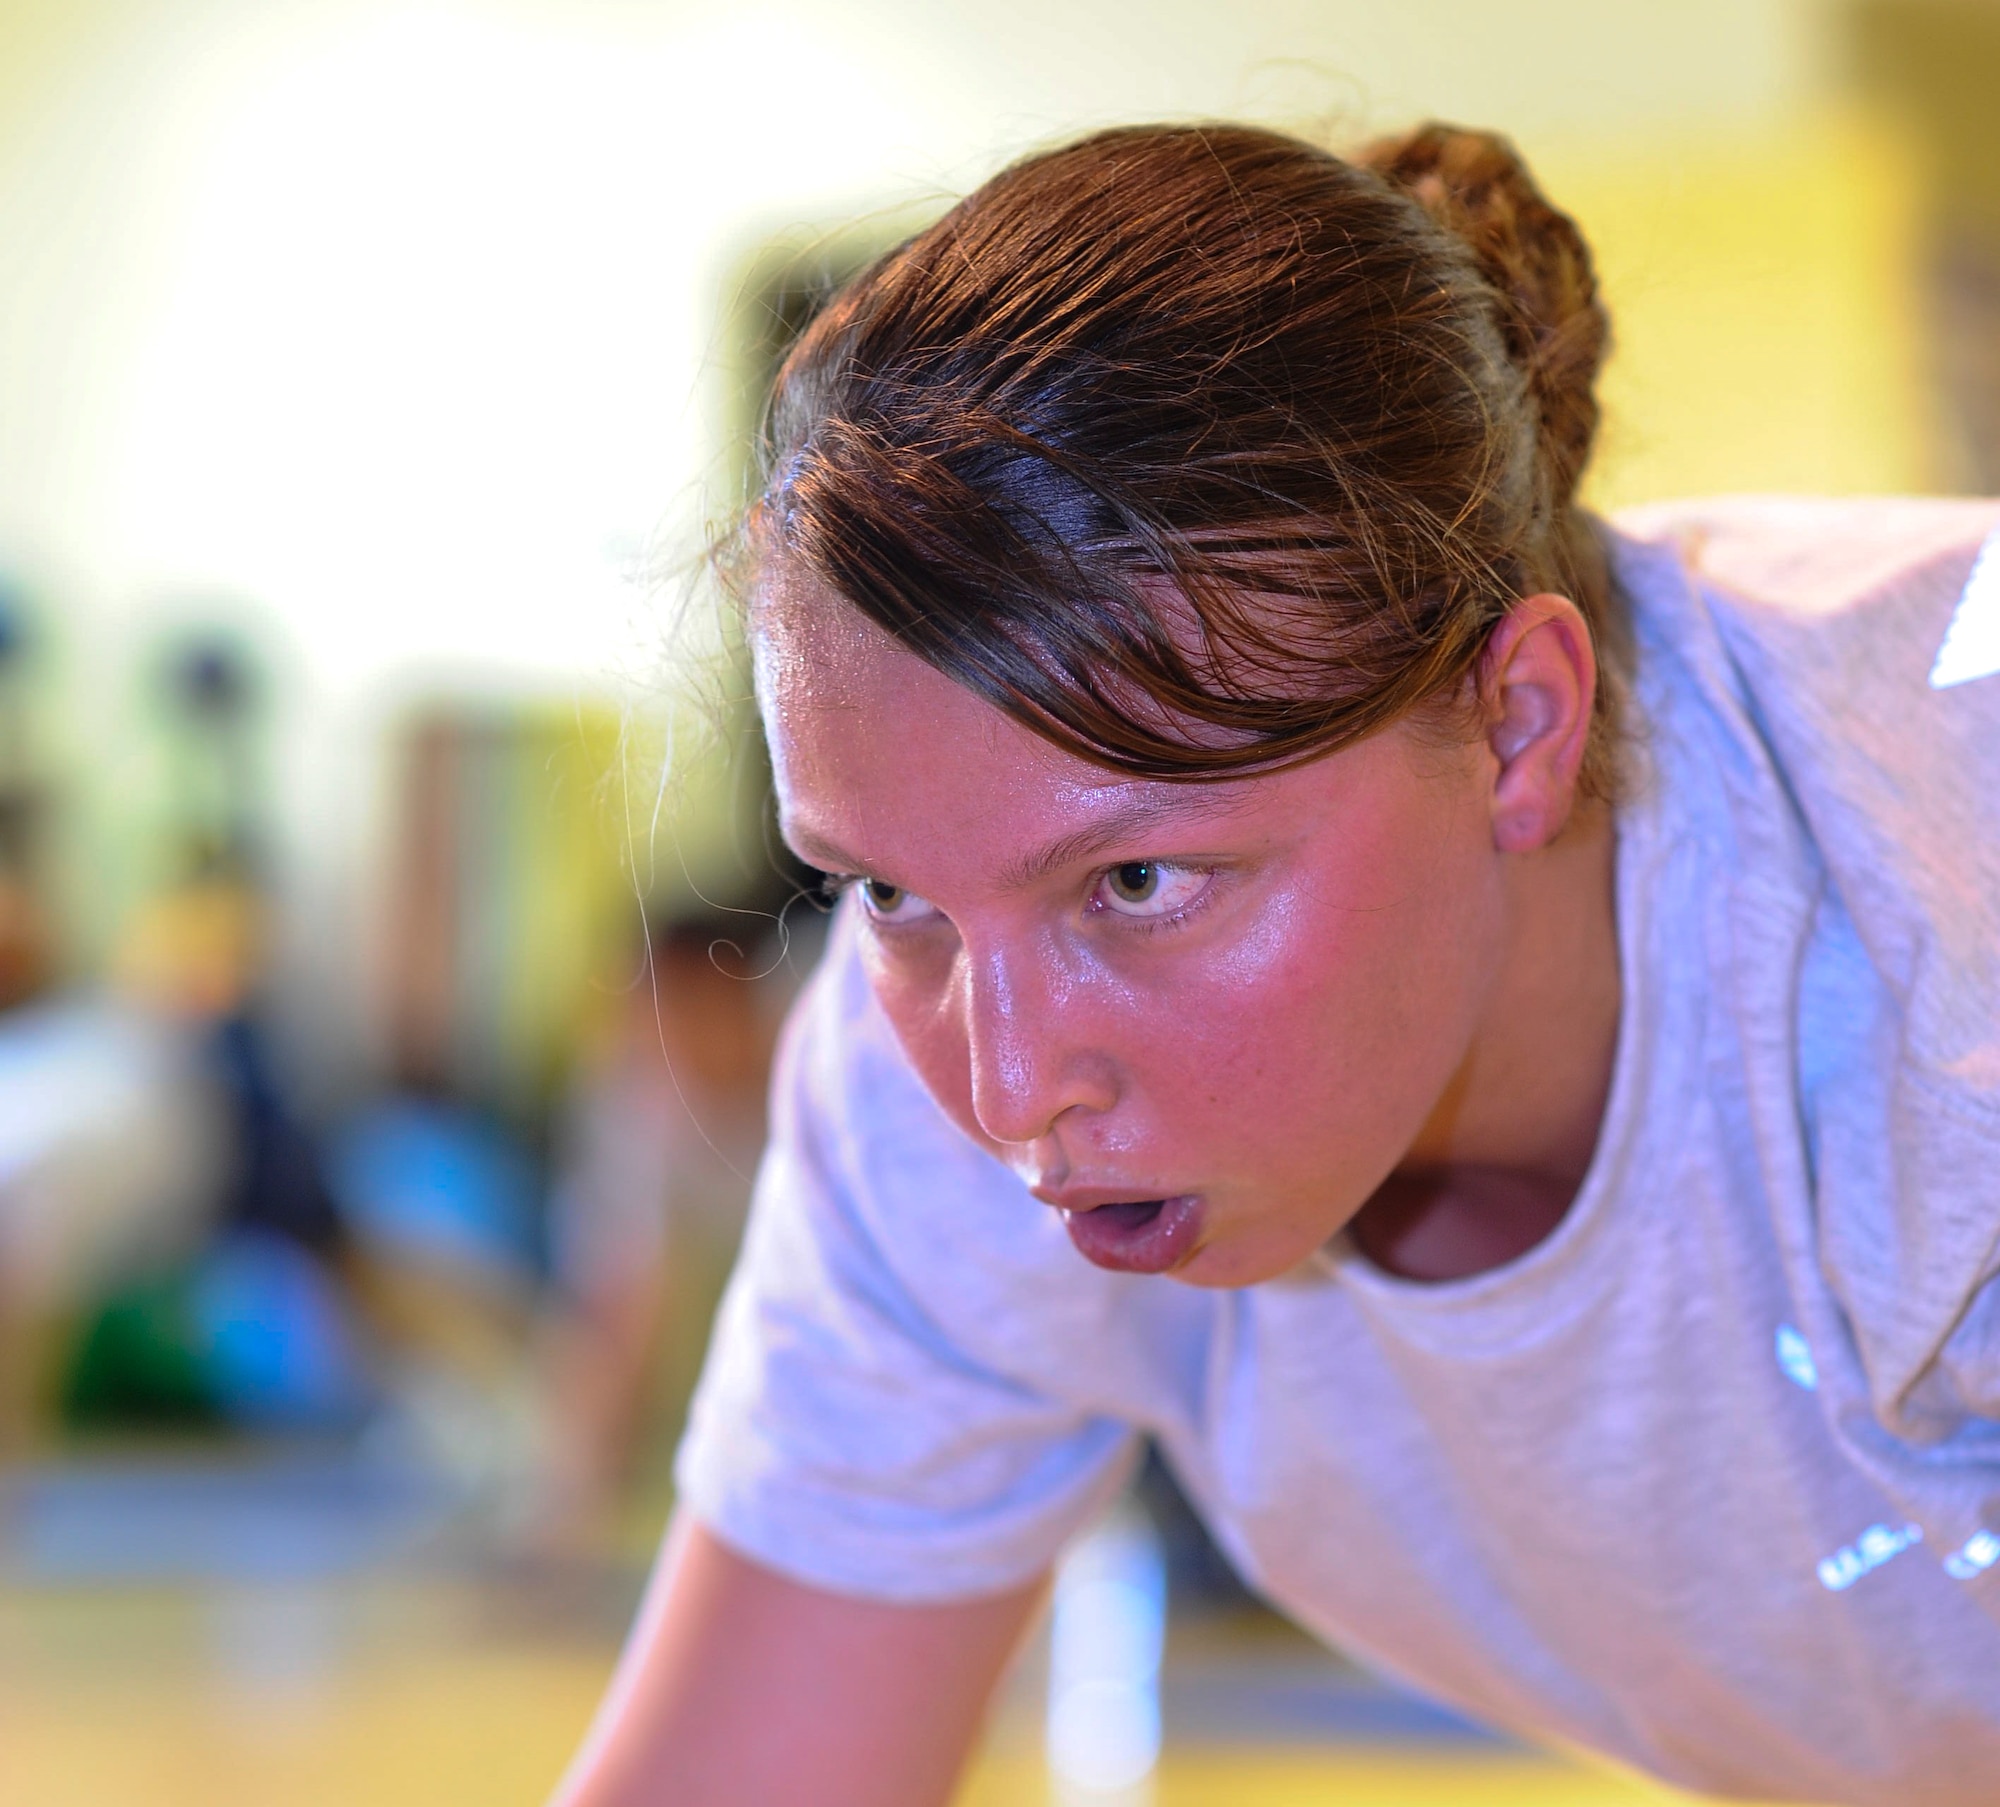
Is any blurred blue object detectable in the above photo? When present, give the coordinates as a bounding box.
[327,1098,541,1291]
[190,1230,373,1431]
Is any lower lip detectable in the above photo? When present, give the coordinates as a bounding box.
[1062,1195,1204,1275]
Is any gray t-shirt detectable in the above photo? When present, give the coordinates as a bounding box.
[677,497,2000,1806]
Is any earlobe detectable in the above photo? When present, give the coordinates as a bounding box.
[1482,594,1597,854]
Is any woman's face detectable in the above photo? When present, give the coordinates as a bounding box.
[755,577,1514,1288]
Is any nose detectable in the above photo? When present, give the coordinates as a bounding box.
[960,933,1116,1149]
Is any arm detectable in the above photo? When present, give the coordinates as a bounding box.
[550,1514,1045,1807]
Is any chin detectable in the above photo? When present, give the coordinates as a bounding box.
[1168,1228,1321,1290]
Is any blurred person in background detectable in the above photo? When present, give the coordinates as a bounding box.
[60,636,371,1438]
[534,914,779,1545]
[0,619,374,1452]
[551,119,2000,1807]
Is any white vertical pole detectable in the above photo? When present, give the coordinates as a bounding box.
[1045,1499,1166,1806]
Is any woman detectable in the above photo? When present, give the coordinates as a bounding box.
[555,123,2000,1806]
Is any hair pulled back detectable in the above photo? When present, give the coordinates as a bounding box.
[753,120,1622,794]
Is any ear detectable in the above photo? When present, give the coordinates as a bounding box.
[1479,593,1598,853]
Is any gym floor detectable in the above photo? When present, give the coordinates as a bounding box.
[0,1571,1725,1806]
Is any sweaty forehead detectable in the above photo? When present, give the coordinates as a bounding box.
[750,569,1272,883]
[750,566,1010,764]
[755,570,1107,796]
[750,564,925,710]
[750,557,1284,761]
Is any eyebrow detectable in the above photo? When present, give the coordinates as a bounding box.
[995,792,1260,888]
[785,787,1257,892]
[783,826,867,876]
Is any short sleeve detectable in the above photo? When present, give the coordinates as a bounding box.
[673,914,1140,1603]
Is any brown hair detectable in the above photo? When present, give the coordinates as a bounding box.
[748,120,1622,794]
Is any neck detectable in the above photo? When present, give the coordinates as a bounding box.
[1350,801,1622,1282]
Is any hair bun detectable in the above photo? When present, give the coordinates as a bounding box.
[1361,123,1608,511]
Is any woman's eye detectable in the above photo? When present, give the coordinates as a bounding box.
[857,877,938,924]
[1094,861,1210,919]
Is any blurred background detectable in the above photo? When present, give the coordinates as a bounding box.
[0,1,1991,1802]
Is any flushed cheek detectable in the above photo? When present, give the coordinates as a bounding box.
[1119,985,1344,1175]
[1130,906,1461,1198]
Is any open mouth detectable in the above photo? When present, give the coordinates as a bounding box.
[1089,1199,1167,1231]
[1061,1193,1202,1275]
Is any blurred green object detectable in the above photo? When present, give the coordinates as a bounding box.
[61,1269,220,1431]
[59,1234,372,1434]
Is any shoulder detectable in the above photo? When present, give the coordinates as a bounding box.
[1611,493,2000,638]
[1607,496,2000,767]
[1606,498,2000,853]
[1608,495,2000,748]
[1610,494,1999,1074]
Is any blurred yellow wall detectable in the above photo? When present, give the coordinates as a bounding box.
[1551,111,1937,508]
